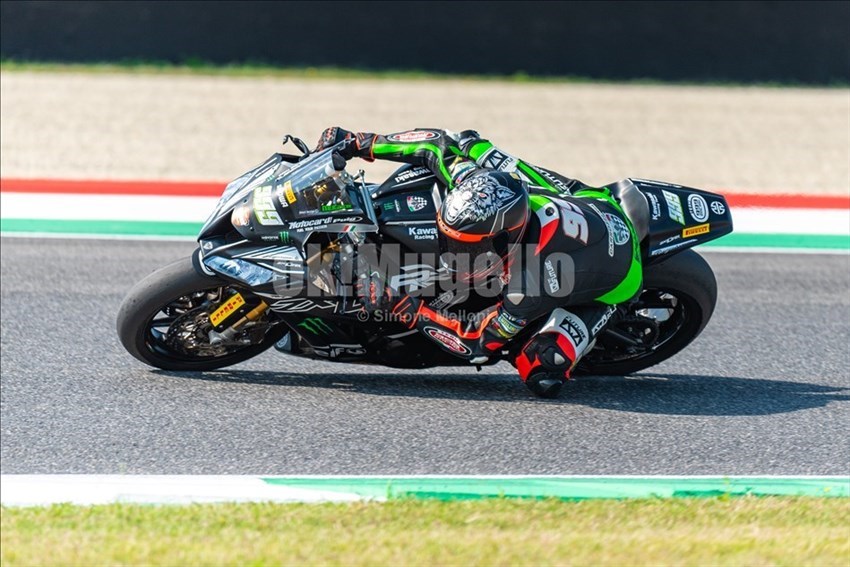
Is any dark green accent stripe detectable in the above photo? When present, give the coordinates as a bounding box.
[261,476,849,501]
[573,188,643,304]
[701,233,850,250]
[528,194,551,212]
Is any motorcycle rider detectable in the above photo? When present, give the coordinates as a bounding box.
[316,127,643,397]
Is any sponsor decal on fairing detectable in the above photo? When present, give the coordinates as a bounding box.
[662,190,686,225]
[268,298,364,314]
[314,344,368,358]
[407,195,429,212]
[281,180,297,205]
[646,192,662,221]
[687,194,709,223]
[682,223,710,238]
[650,240,692,256]
[710,201,726,215]
[393,167,432,184]
[407,226,438,240]
[285,215,365,231]
[253,186,284,226]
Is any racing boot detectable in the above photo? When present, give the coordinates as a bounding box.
[513,308,593,398]
[514,332,574,398]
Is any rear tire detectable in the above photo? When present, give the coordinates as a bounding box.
[117,257,286,371]
[575,250,717,376]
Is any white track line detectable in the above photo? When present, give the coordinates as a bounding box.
[0,475,364,506]
[0,193,217,222]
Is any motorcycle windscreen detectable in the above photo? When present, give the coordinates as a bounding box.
[630,178,733,258]
[199,153,292,240]
[234,150,376,241]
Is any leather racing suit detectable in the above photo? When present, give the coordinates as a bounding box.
[322,127,643,388]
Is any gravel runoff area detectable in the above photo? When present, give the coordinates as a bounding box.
[1,70,848,195]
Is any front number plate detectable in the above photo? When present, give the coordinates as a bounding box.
[209,293,246,326]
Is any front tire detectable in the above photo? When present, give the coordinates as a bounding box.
[117,257,286,371]
[575,250,717,376]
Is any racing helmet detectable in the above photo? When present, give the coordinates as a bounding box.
[437,170,529,282]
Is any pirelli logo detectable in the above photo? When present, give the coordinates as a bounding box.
[209,293,246,326]
[682,223,710,238]
[284,181,297,204]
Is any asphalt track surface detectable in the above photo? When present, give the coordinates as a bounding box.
[1,237,848,475]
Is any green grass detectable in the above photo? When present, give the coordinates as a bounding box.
[2,497,848,566]
[2,58,847,88]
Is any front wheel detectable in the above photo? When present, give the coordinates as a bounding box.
[574,250,717,376]
[116,257,287,371]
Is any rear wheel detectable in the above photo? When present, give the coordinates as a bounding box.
[574,250,717,376]
[117,257,286,371]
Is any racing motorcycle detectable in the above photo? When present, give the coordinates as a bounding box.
[117,135,733,380]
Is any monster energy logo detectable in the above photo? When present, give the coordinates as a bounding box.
[279,231,291,244]
[297,317,333,335]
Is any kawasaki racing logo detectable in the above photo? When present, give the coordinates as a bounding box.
[408,226,437,240]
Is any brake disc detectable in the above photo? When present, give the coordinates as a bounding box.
[165,307,229,358]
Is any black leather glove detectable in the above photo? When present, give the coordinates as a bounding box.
[315,126,354,152]
[457,129,482,153]
[355,266,398,314]
[315,127,375,160]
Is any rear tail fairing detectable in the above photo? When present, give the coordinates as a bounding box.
[630,178,733,262]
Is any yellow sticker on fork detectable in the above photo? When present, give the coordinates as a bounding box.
[209,293,246,327]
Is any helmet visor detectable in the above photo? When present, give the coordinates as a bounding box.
[438,230,509,283]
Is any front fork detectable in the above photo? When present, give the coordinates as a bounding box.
[209,300,270,346]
